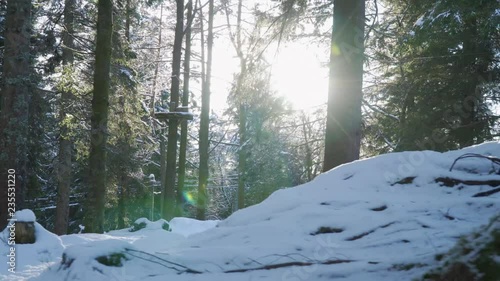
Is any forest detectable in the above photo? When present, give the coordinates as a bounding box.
[0,0,498,237]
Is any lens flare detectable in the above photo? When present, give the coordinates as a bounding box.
[183,191,196,205]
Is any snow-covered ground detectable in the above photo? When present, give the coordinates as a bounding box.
[1,143,500,281]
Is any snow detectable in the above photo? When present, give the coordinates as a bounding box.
[169,217,219,237]
[415,15,425,27]
[0,222,64,280]
[1,142,500,281]
[13,210,36,222]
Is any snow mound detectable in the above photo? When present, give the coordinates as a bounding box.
[129,218,171,232]
[38,240,138,281]
[13,209,36,222]
[4,142,500,281]
[169,217,219,237]
[1,222,64,280]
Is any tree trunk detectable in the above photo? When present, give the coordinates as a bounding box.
[0,0,32,231]
[125,0,131,42]
[323,0,365,171]
[54,0,76,236]
[197,0,214,220]
[163,0,184,220]
[454,16,487,148]
[117,176,125,229]
[177,0,193,217]
[84,0,113,233]
[159,130,166,215]
[233,0,246,210]
[237,104,247,210]
[301,113,313,182]
[150,5,163,114]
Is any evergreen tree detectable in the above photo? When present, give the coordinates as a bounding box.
[365,0,500,152]
[177,0,194,217]
[163,0,184,220]
[197,0,214,220]
[323,0,365,171]
[84,0,113,233]
[54,0,76,235]
[0,0,32,231]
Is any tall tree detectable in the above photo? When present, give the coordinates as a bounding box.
[163,0,184,220]
[54,0,76,235]
[323,0,365,171]
[84,0,113,233]
[178,0,194,217]
[364,0,499,153]
[229,0,247,210]
[197,0,214,220]
[0,0,32,231]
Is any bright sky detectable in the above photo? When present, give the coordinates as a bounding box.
[168,0,331,113]
[210,41,329,112]
[269,43,329,110]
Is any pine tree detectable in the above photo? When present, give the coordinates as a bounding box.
[177,0,194,218]
[0,0,32,231]
[323,0,365,171]
[365,0,499,152]
[163,0,184,220]
[197,0,214,220]
[84,0,113,233]
[54,0,76,235]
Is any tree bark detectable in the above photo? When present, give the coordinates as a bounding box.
[163,0,184,220]
[0,0,32,231]
[454,15,487,148]
[54,0,76,236]
[150,5,163,114]
[233,0,246,210]
[84,0,113,233]
[197,0,214,220]
[300,113,313,182]
[237,103,247,210]
[323,0,365,171]
[117,175,126,229]
[177,0,193,217]
[125,0,131,42]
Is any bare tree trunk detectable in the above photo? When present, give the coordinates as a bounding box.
[300,113,313,182]
[233,0,247,210]
[117,175,126,229]
[197,0,214,220]
[163,0,184,220]
[84,0,113,233]
[125,0,131,42]
[159,131,166,215]
[150,5,163,114]
[177,0,193,217]
[0,0,32,231]
[455,16,486,148]
[54,0,76,236]
[237,103,247,210]
[323,0,365,171]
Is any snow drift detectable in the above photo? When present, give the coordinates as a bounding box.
[1,142,499,280]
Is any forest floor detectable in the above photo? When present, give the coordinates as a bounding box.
[1,142,500,281]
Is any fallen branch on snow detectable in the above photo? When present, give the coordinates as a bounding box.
[224,259,353,273]
[449,153,500,172]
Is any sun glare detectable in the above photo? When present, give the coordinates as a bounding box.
[271,44,329,111]
[210,40,329,112]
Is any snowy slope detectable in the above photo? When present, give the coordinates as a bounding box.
[2,143,500,281]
